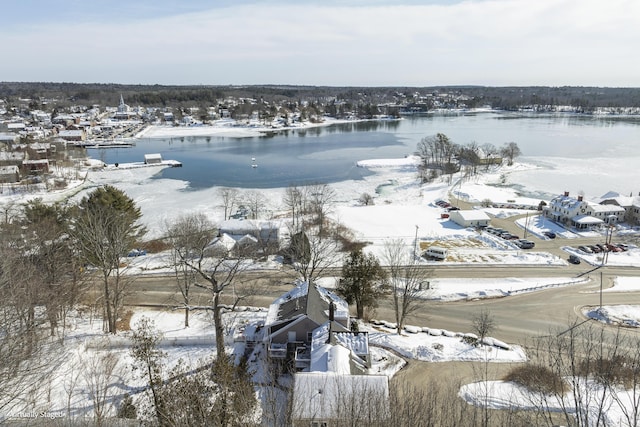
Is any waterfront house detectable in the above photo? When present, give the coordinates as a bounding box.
[545,191,624,229]
[218,219,280,254]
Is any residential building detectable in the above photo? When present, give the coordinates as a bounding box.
[0,165,19,183]
[599,191,640,224]
[262,282,389,426]
[218,219,280,253]
[545,191,624,229]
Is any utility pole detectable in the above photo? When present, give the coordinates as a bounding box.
[414,225,419,260]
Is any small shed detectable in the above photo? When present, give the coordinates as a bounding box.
[449,209,491,228]
[144,153,163,164]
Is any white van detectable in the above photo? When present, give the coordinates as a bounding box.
[424,246,447,260]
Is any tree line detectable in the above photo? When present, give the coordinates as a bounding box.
[415,133,521,183]
[4,82,640,111]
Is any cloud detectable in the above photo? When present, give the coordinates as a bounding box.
[1,0,638,86]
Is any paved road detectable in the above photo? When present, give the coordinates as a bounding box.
[123,263,640,345]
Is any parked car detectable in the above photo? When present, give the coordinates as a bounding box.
[616,243,628,251]
[501,233,520,240]
[447,206,460,211]
[606,244,621,252]
[127,249,147,257]
[596,244,608,252]
[588,245,601,253]
[578,245,592,254]
[568,254,581,264]
[543,231,556,239]
[515,239,535,249]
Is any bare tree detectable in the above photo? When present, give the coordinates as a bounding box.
[218,187,239,220]
[358,192,375,206]
[500,141,521,166]
[471,308,496,344]
[165,213,212,328]
[244,190,266,220]
[130,316,168,424]
[517,320,640,427]
[308,183,336,237]
[165,213,249,356]
[283,184,308,234]
[288,229,341,284]
[382,239,431,335]
[81,351,120,425]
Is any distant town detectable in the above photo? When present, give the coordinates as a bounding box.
[2,83,640,190]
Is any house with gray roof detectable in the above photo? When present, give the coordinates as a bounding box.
[263,281,373,373]
[263,282,389,425]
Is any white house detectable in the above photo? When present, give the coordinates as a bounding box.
[598,191,640,225]
[218,219,280,253]
[449,209,491,228]
[546,191,624,229]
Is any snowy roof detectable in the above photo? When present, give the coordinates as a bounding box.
[265,282,349,327]
[0,152,24,161]
[0,132,19,141]
[219,219,279,233]
[333,331,369,356]
[310,343,351,374]
[58,130,84,136]
[0,165,19,174]
[590,204,625,214]
[550,194,585,209]
[292,372,389,420]
[452,210,490,221]
[572,215,603,225]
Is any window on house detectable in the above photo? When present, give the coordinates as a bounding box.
[307,332,313,342]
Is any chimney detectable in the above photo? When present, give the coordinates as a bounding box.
[578,195,583,202]
[564,191,569,197]
[329,302,335,321]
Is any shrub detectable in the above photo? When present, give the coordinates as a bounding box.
[139,238,171,253]
[504,364,566,395]
[578,355,638,388]
[117,393,137,419]
[461,335,479,347]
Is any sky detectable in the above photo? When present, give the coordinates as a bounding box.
[1,0,638,87]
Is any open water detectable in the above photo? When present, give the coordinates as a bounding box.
[90,113,640,190]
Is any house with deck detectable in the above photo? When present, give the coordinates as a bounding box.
[263,281,389,426]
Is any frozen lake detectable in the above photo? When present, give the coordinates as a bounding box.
[90,113,640,196]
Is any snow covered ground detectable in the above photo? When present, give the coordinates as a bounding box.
[3,126,640,423]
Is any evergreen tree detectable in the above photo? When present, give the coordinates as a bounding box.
[337,250,387,319]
